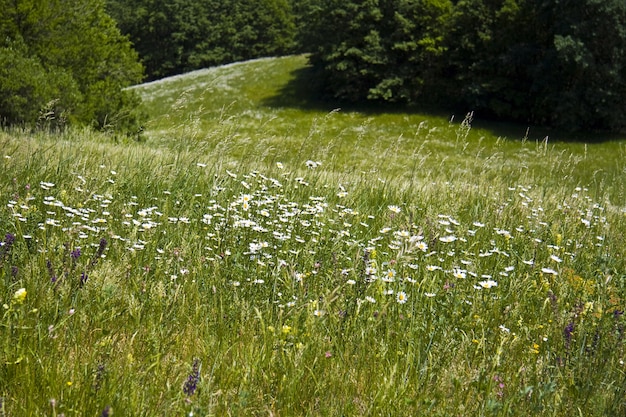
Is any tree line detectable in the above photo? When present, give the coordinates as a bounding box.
[2,0,626,133]
[305,0,626,132]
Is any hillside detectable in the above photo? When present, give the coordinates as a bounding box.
[0,55,625,416]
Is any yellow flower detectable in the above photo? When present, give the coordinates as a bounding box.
[13,288,27,304]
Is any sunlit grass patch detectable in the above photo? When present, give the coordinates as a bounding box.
[1,56,625,415]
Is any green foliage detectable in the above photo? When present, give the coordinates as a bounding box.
[308,0,626,132]
[446,0,626,131]
[107,0,296,80]
[0,0,144,132]
[307,0,452,103]
[0,40,79,128]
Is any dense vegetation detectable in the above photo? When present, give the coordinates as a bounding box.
[307,0,626,132]
[2,0,625,133]
[106,0,296,81]
[0,0,144,132]
[1,56,625,415]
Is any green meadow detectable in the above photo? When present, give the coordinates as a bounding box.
[1,55,625,416]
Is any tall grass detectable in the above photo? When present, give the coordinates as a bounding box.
[1,56,625,416]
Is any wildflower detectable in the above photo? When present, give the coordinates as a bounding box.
[80,272,89,287]
[388,205,401,214]
[364,266,377,276]
[0,233,15,261]
[183,358,201,396]
[564,322,575,351]
[396,291,408,304]
[13,288,27,304]
[452,268,467,279]
[478,279,498,289]
[365,296,376,304]
[549,254,562,264]
[499,325,510,333]
[439,235,457,243]
[100,406,112,417]
[541,267,558,275]
[276,162,284,169]
[91,238,108,267]
[382,269,396,282]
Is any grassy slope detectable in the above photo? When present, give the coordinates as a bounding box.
[135,55,625,197]
[0,55,625,416]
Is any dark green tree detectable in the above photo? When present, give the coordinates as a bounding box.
[107,0,296,81]
[529,0,626,131]
[307,0,452,103]
[445,0,626,131]
[307,0,626,132]
[0,0,144,131]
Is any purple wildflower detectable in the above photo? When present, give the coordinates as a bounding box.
[183,358,201,396]
[91,238,108,267]
[0,233,15,262]
[80,272,88,287]
[100,405,112,417]
[71,248,81,260]
[564,322,575,351]
[47,259,58,284]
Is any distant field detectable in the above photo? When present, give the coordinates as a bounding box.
[0,56,624,416]
[134,55,626,192]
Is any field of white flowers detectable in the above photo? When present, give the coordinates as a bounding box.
[1,56,625,416]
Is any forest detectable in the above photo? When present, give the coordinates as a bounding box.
[1,0,626,133]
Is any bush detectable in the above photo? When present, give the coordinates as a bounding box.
[0,0,144,133]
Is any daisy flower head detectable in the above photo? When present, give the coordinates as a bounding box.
[388,205,401,214]
[550,254,563,263]
[383,269,396,282]
[478,279,498,289]
[396,291,408,304]
[453,268,467,279]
